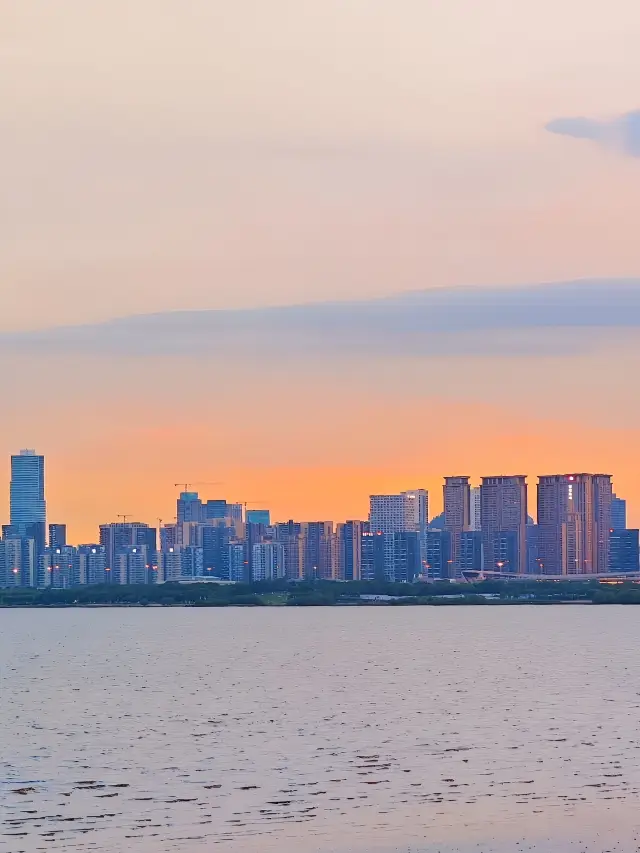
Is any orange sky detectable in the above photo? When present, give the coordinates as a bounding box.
[3,2,640,539]
[30,398,640,542]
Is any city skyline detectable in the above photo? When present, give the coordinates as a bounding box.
[1,450,635,543]
[4,5,640,563]
[2,449,636,589]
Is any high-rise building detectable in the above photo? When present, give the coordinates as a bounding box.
[388,532,420,582]
[443,476,470,577]
[159,545,203,581]
[116,545,155,585]
[205,500,243,523]
[459,530,483,573]
[336,520,365,581]
[40,546,79,588]
[10,450,46,556]
[246,509,271,526]
[77,545,108,585]
[526,523,541,574]
[252,542,285,581]
[421,530,452,580]
[537,474,613,575]
[177,492,203,524]
[611,495,627,530]
[99,522,157,580]
[228,542,247,582]
[202,524,232,579]
[2,537,36,588]
[176,521,204,547]
[48,523,67,549]
[469,486,481,532]
[609,529,639,573]
[361,531,386,581]
[369,490,428,534]
[10,450,46,529]
[360,531,419,583]
[274,521,304,579]
[480,476,528,574]
[301,521,336,580]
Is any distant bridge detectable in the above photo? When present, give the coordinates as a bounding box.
[461,570,640,583]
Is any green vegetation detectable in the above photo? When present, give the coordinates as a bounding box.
[2,577,640,607]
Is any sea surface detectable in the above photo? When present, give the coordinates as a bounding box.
[2,606,640,853]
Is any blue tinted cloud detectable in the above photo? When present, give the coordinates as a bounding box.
[546,110,640,156]
[1,279,640,359]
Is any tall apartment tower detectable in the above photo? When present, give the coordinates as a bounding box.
[443,476,471,576]
[251,542,286,581]
[480,476,528,574]
[301,521,336,580]
[99,522,157,580]
[369,490,428,534]
[537,474,613,575]
[10,449,46,554]
[336,520,365,580]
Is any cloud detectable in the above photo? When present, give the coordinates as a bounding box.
[1,279,640,359]
[545,110,640,157]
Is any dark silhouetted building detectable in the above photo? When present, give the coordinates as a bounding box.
[202,524,232,579]
[459,530,483,572]
[361,531,386,582]
[336,520,365,580]
[48,523,67,549]
[422,530,452,580]
[611,495,627,530]
[609,529,639,573]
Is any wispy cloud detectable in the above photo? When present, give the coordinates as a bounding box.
[1,280,640,359]
[546,110,640,157]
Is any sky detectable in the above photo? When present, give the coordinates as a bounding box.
[3,1,640,539]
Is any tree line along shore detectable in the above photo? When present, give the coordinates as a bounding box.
[2,579,639,607]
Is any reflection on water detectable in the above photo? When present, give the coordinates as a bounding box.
[2,606,640,852]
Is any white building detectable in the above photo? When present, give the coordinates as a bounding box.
[252,542,286,581]
[158,545,203,582]
[369,490,428,534]
[3,537,36,588]
[469,486,481,531]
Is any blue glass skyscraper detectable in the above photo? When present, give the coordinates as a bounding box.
[10,449,46,534]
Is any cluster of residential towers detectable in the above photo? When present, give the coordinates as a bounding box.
[0,450,637,588]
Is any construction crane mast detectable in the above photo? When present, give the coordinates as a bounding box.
[174,481,222,492]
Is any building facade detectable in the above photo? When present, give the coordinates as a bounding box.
[48,523,67,549]
[421,530,452,580]
[611,494,627,530]
[251,542,286,581]
[469,486,481,532]
[369,490,428,535]
[99,522,157,579]
[480,475,528,574]
[609,529,639,573]
[443,476,471,577]
[336,520,365,581]
[537,474,613,575]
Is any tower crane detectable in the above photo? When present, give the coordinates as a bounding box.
[174,481,223,492]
